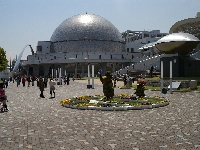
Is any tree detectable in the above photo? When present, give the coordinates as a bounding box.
[0,47,8,72]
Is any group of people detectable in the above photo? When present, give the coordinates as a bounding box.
[0,72,80,112]
[38,77,56,98]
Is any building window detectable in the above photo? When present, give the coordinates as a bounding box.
[131,48,134,52]
[127,48,129,52]
[144,33,149,37]
[54,56,56,59]
[99,55,101,59]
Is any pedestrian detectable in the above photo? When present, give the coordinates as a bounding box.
[38,77,45,98]
[22,76,26,87]
[113,76,117,88]
[4,79,8,88]
[0,80,8,112]
[49,78,56,98]
[31,75,35,86]
[27,75,31,87]
[16,76,20,87]
[150,66,154,77]
[123,74,127,86]
[36,76,39,87]
[72,74,75,81]
[66,74,70,85]
[63,76,67,85]
[44,76,48,88]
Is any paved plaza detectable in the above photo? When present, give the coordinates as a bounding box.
[0,79,200,150]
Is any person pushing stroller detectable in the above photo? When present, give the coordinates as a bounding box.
[0,81,8,112]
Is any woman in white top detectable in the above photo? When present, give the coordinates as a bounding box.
[49,78,56,98]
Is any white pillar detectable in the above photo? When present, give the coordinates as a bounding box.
[59,68,62,85]
[92,65,94,89]
[88,64,90,85]
[52,69,53,78]
[55,69,57,79]
[161,61,163,92]
[170,61,172,94]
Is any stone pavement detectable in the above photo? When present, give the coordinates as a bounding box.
[0,79,200,150]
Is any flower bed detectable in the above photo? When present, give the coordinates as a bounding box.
[60,94,170,111]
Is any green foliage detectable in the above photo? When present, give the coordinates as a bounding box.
[135,79,145,97]
[100,71,114,101]
[0,47,8,72]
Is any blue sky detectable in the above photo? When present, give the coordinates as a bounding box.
[0,0,200,60]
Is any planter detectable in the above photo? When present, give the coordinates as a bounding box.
[152,104,160,108]
[141,105,152,109]
[121,99,130,102]
[77,106,88,110]
[127,106,142,110]
[70,105,77,109]
[75,100,88,103]
[63,104,70,108]
[100,107,114,111]
[114,107,128,111]
[87,106,100,110]
[159,102,169,107]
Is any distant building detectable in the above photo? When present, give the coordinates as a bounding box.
[122,30,168,54]
[170,12,200,51]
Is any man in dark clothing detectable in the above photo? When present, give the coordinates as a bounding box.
[39,78,45,98]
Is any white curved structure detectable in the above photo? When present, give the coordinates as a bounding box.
[13,45,29,71]
[155,33,200,54]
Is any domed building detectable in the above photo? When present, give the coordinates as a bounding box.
[50,13,124,53]
[22,13,141,78]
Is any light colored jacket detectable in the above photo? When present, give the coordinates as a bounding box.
[49,80,56,87]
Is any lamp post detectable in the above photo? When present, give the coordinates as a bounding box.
[161,61,163,92]
[170,61,172,94]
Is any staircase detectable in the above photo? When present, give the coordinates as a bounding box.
[114,54,163,77]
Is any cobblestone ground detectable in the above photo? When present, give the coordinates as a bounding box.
[0,80,200,150]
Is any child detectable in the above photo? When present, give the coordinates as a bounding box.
[0,81,8,112]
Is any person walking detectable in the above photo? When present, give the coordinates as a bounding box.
[22,76,26,87]
[49,78,56,98]
[39,77,45,98]
[4,79,8,88]
[27,75,31,87]
[66,74,70,85]
[16,76,20,87]
[44,76,48,88]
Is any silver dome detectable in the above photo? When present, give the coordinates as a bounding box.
[155,33,200,54]
[50,14,124,53]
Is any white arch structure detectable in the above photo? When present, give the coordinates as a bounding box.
[13,44,29,71]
